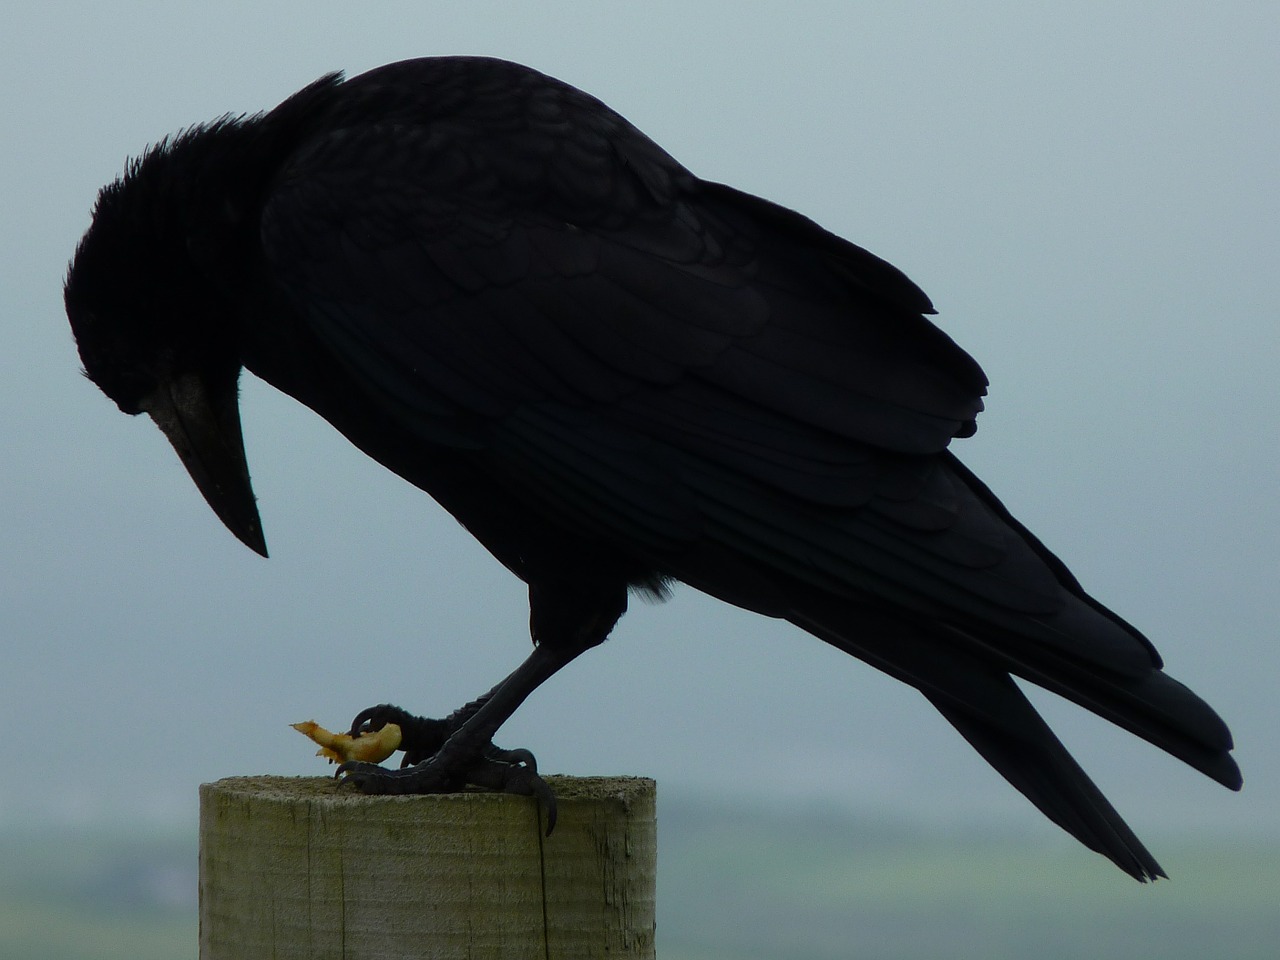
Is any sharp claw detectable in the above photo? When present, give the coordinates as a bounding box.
[348,704,449,762]
[514,767,557,835]
[532,776,558,835]
[485,744,538,771]
[348,703,405,737]
[334,706,555,827]
[335,759,379,783]
[460,756,557,833]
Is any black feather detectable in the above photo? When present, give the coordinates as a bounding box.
[65,56,1240,879]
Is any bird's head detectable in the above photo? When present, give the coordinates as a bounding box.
[65,145,269,557]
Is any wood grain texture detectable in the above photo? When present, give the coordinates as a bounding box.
[199,775,655,959]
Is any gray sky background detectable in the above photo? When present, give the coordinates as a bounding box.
[4,1,1276,851]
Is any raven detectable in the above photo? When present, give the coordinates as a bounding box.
[65,57,1239,880]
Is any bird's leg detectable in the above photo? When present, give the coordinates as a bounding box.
[335,642,581,829]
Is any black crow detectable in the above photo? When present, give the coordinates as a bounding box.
[65,57,1240,880]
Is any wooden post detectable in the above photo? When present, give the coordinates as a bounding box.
[199,775,655,960]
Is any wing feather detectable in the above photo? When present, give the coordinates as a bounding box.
[245,60,1240,871]
[259,56,1190,734]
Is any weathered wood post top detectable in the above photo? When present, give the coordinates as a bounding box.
[200,774,656,960]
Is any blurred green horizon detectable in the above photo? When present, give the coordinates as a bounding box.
[3,791,1275,960]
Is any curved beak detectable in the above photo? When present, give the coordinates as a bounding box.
[139,372,268,557]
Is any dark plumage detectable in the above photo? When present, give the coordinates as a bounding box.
[65,57,1239,880]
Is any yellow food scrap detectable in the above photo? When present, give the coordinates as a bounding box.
[292,720,402,764]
